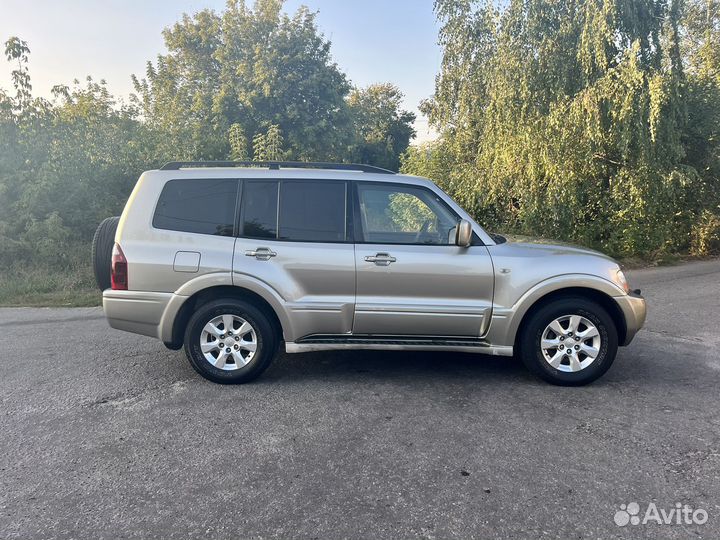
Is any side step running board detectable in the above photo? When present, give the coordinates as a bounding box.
[297,336,490,347]
[285,335,514,356]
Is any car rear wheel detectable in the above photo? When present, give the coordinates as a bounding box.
[519,297,618,386]
[184,299,278,384]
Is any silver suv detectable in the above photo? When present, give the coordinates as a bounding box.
[95,161,646,385]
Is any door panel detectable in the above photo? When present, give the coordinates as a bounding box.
[233,178,356,340]
[354,244,494,337]
[352,181,493,337]
[233,239,356,338]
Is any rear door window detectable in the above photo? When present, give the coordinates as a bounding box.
[278,181,346,242]
[153,178,237,236]
[241,181,279,239]
[240,180,347,242]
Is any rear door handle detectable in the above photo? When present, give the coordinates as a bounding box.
[245,247,277,261]
[365,252,396,266]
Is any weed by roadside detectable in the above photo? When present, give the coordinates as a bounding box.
[0,262,100,307]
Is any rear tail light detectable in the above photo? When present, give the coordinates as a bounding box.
[111,243,128,290]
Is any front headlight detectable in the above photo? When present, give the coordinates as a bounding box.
[612,268,630,294]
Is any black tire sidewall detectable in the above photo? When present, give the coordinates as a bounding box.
[520,298,618,386]
[92,216,119,291]
[184,299,277,384]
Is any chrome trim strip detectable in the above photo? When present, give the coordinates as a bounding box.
[286,302,346,312]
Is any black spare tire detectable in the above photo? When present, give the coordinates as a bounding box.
[92,216,120,291]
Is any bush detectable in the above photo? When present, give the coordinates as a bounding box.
[691,210,720,256]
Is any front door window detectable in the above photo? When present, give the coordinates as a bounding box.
[356,183,459,245]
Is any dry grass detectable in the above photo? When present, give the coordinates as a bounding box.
[0,263,100,307]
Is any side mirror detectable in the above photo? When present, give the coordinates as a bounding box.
[455,219,472,248]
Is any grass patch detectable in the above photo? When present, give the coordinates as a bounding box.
[0,263,101,307]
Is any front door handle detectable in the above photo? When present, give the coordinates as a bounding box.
[365,252,396,266]
[245,247,277,261]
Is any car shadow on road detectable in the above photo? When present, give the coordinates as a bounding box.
[260,348,534,385]
[160,334,705,390]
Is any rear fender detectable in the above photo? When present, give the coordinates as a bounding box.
[158,272,294,344]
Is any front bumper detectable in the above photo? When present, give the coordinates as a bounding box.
[614,291,647,345]
[103,289,173,339]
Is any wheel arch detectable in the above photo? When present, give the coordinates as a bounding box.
[163,285,286,350]
[512,287,627,351]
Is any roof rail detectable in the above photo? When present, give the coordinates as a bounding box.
[159,160,395,174]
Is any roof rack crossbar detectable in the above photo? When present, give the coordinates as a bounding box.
[159,160,395,174]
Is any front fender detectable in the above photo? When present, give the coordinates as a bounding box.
[485,273,626,347]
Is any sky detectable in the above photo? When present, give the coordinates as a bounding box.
[0,0,442,143]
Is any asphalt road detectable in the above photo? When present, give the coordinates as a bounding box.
[1,259,719,539]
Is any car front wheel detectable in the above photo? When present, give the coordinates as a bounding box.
[518,297,618,386]
[184,299,278,384]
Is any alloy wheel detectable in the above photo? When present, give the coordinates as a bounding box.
[199,314,257,370]
[540,314,602,373]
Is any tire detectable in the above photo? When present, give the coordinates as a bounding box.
[518,297,618,386]
[92,216,120,291]
[183,299,278,384]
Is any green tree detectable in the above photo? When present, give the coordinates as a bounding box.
[228,123,249,160]
[682,0,720,78]
[1,38,153,266]
[406,0,720,258]
[132,0,353,161]
[682,0,720,253]
[4,37,32,112]
[252,123,287,160]
[347,84,416,171]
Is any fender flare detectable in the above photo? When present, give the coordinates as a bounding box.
[488,273,626,346]
[158,272,295,343]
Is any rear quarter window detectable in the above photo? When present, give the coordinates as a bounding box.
[153,178,238,236]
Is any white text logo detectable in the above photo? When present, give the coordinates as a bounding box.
[614,502,708,527]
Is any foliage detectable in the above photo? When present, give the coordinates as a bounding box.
[691,208,720,255]
[0,0,415,296]
[386,193,438,233]
[403,0,720,259]
[1,0,718,307]
[252,124,288,161]
[347,84,416,171]
[0,39,154,271]
[0,250,97,307]
[363,192,436,233]
[130,0,414,166]
[228,123,249,160]
[132,1,351,161]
